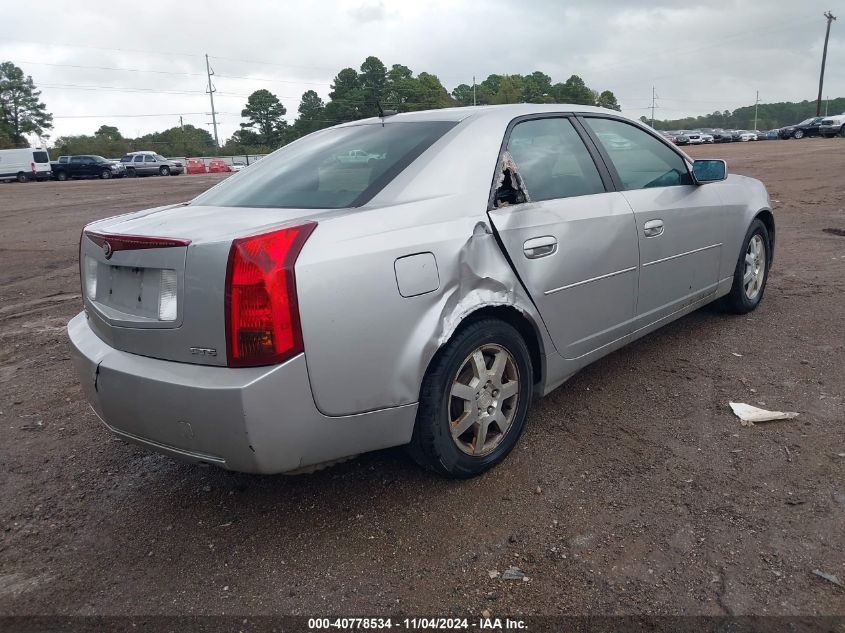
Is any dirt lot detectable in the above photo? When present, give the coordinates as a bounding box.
[0,142,843,617]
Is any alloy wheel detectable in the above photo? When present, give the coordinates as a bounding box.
[448,344,520,457]
[743,234,766,301]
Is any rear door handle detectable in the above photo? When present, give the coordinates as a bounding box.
[523,236,558,259]
[643,219,664,238]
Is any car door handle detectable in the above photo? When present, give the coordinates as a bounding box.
[643,219,664,238]
[523,236,558,259]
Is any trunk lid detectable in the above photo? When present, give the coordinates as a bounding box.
[81,204,325,366]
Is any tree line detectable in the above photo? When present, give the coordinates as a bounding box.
[0,56,622,155]
[222,56,622,154]
[646,98,845,131]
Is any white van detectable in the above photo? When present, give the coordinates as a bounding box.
[0,147,52,182]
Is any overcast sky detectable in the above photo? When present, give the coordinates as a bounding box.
[2,0,843,144]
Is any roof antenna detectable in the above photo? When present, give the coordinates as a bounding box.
[377,99,386,126]
[374,89,396,126]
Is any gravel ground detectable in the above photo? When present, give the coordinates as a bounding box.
[0,142,843,617]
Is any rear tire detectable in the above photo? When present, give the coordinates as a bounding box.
[840,126,845,138]
[159,166,170,176]
[16,172,27,183]
[56,171,67,182]
[721,219,771,314]
[408,319,533,478]
[127,168,137,178]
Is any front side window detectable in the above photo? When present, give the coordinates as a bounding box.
[585,118,692,190]
[192,121,457,209]
[504,117,605,202]
[144,155,156,163]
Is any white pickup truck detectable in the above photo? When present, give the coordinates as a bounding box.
[335,149,385,164]
[819,114,845,138]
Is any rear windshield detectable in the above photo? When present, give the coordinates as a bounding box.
[33,151,49,163]
[192,121,457,209]
[120,155,133,162]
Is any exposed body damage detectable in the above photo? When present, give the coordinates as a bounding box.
[490,151,531,208]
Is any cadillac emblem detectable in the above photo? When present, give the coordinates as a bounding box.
[102,241,113,259]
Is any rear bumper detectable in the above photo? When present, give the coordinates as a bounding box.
[67,312,417,474]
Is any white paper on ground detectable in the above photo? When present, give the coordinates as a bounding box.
[729,402,799,426]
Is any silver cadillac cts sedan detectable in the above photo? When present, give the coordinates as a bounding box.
[68,104,774,478]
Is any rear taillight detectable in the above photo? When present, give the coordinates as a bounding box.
[225,222,316,367]
[31,162,35,172]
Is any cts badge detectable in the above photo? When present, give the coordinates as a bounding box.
[190,347,217,357]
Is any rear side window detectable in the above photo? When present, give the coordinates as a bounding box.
[33,151,49,163]
[192,121,457,209]
[120,155,132,163]
[134,156,144,163]
[585,118,692,190]
[505,117,605,201]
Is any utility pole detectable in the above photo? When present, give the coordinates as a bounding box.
[205,53,219,149]
[472,76,476,106]
[825,95,829,115]
[753,91,760,131]
[179,115,186,158]
[650,86,656,127]
[816,11,837,116]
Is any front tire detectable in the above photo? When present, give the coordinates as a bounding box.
[159,166,170,176]
[722,219,771,314]
[794,129,804,139]
[101,169,112,179]
[408,319,533,478]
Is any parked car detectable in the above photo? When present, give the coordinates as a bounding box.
[232,161,246,172]
[684,130,706,144]
[819,114,845,138]
[185,158,207,174]
[0,147,51,182]
[120,151,184,177]
[208,159,232,173]
[665,131,689,145]
[51,155,126,181]
[779,117,825,139]
[711,129,733,143]
[69,104,774,478]
[738,131,757,142]
[700,132,715,143]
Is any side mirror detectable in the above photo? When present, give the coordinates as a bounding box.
[692,159,727,184]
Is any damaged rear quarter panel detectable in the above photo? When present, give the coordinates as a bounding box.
[295,115,554,417]
[296,198,550,417]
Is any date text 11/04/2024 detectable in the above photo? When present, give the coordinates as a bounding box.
[307,617,527,630]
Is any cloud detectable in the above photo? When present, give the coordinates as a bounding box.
[348,1,386,23]
[0,0,841,142]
